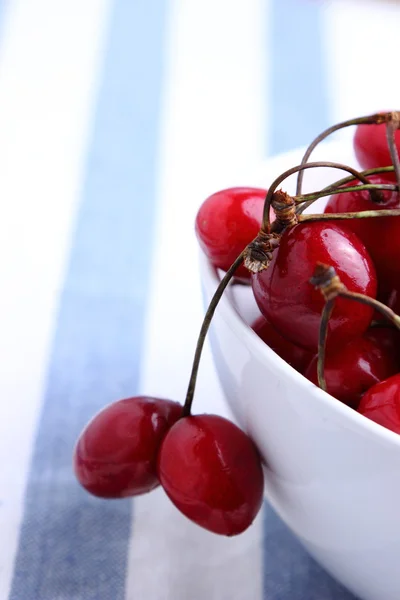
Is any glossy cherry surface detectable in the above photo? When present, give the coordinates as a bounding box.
[252,221,377,351]
[157,414,264,536]
[305,328,400,408]
[195,187,269,282]
[252,315,313,374]
[325,175,400,298]
[358,373,400,435]
[354,120,400,180]
[74,396,182,498]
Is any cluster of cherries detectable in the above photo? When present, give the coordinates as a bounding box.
[74,111,400,537]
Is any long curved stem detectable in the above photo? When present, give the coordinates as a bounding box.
[311,264,400,394]
[299,208,400,223]
[317,166,395,196]
[182,251,244,417]
[262,161,376,231]
[295,113,386,196]
[296,183,398,207]
[295,168,397,215]
[386,117,400,189]
[338,290,400,329]
[315,290,400,393]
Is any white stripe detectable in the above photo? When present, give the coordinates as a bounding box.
[125,1,268,599]
[0,1,111,596]
[322,0,400,143]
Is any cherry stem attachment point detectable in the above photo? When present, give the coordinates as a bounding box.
[295,112,388,196]
[310,263,400,394]
[262,162,376,232]
[182,251,245,417]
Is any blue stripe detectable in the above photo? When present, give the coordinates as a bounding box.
[263,504,356,598]
[9,0,167,598]
[268,0,330,155]
[0,0,7,37]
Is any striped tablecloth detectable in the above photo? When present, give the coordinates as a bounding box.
[1,1,400,598]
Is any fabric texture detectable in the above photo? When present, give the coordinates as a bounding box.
[1,0,399,598]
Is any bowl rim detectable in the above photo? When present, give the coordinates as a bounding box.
[199,249,400,451]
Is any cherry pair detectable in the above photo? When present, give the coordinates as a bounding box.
[73,395,264,536]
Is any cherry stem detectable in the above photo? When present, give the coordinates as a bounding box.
[317,298,335,392]
[318,166,395,194]
[299,208,400,223]
[296,183,398,206]
[262,161,373,231]
[386,117,400,189]
[295,112,387,196]
[337,290,400,329]
[315,288,400,392]
[296,166,397,214]
[311,264,400,394]
[182,251,245,417]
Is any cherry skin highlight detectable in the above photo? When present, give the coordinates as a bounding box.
[195,187,272,283]
[252,315,313,374]
[74,396,182,498]
[157,414,264,536]
[358,373,400,435]
[252,221,377,351]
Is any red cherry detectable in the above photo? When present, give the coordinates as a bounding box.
[252,221,377,351]
[325,174,400,243]
[358,373,400,435]
[325,175,400,299]
[157,414,264,536]
[354,119,400,180]
[387,285,400,316]
[195,187,272,282]
[376,279,400,326]
[251,315,313,374]
[305,328,400,408]
[74,396,182,498]
[364,326,400,358]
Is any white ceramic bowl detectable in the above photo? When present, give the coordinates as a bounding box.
[200,142,400,600]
